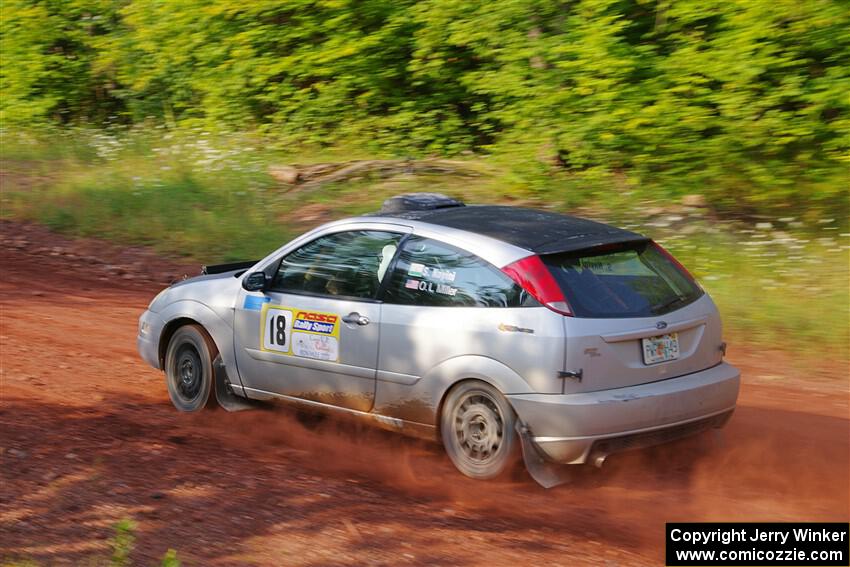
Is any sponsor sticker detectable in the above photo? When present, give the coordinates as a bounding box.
[292,332,339,361]
[243,295,271,311]
[292,310,338,335]
[260,305,340,361]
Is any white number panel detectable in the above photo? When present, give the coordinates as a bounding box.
[261,306,293,354]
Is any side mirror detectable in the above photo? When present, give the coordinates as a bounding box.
[242,271,269,292]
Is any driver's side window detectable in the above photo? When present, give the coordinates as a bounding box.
[271,230,402,300]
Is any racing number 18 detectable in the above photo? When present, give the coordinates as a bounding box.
[262,308,292,353]
[270,314,286,346]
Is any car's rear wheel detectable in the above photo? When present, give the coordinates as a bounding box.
[440,381,520,480]
[164,324,216,412]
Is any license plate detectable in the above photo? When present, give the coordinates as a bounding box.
[642,332,680,365]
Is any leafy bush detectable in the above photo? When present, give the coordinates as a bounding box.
[2,0,848,214]
[109,519,136,567]
[2,130,846,363]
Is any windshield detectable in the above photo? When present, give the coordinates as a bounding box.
[542,241,703,318]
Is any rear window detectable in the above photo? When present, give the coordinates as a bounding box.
[543,242,703,318]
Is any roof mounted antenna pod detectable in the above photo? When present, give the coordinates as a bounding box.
[380,193,465,214]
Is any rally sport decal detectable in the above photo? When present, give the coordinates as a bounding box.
[260,305,340,362]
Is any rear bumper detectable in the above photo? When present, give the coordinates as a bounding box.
[507,361,740,464]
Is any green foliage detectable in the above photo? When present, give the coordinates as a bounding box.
[0,521,183,566]
[1,1,848,363]
[160,549,181,567]
[660,228,849,364]
[0,0,128,123]
[109,519,136,567]
[2,0,848,213]
[3,131,847,365]
[27,162,284,260]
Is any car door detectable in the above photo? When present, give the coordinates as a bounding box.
[233,229,405,412]
[373,236,566,423]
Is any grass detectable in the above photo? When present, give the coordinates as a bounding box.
[0,518,181,567]
[662,228,848,362]
[1,127,848,367]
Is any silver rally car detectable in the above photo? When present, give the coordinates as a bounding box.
[138,194,739,485]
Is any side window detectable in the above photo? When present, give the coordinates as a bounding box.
[383,236,533,308]
[272,230,402,300]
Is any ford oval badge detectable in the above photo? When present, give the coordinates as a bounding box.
[656,321,668,330]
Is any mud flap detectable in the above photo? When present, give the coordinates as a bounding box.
[213,356,259,412]
[515,422,574,488]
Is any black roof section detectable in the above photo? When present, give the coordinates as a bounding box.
[376,204,649,255]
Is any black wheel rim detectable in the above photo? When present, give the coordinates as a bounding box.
[174,344,203,400]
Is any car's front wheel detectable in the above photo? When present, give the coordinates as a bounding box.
[440,380,520,480]
[164,324,216,412]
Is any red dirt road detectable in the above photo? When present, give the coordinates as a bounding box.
[1,221,848,566]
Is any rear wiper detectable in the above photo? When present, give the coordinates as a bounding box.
[652,295,686,314]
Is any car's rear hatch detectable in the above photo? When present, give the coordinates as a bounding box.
[543,241,724,394]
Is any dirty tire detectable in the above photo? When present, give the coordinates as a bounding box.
[165,324,217,412]
[440,381,520,480]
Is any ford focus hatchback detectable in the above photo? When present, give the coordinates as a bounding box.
[138,194,739,484]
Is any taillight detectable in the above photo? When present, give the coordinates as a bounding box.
[501,255,573,316]
[651,241,697,282]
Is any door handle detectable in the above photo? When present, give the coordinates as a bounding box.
[342,312,370,326]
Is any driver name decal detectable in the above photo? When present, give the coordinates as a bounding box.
[407,262,456,283]
[405,278,458,296]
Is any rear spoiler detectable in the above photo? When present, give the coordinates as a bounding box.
[535,234,650,255]
[201,260,259,275]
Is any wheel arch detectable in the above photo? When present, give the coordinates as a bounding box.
[159,317,206,367]
[425,356,534,439]
[154,301,240,391]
